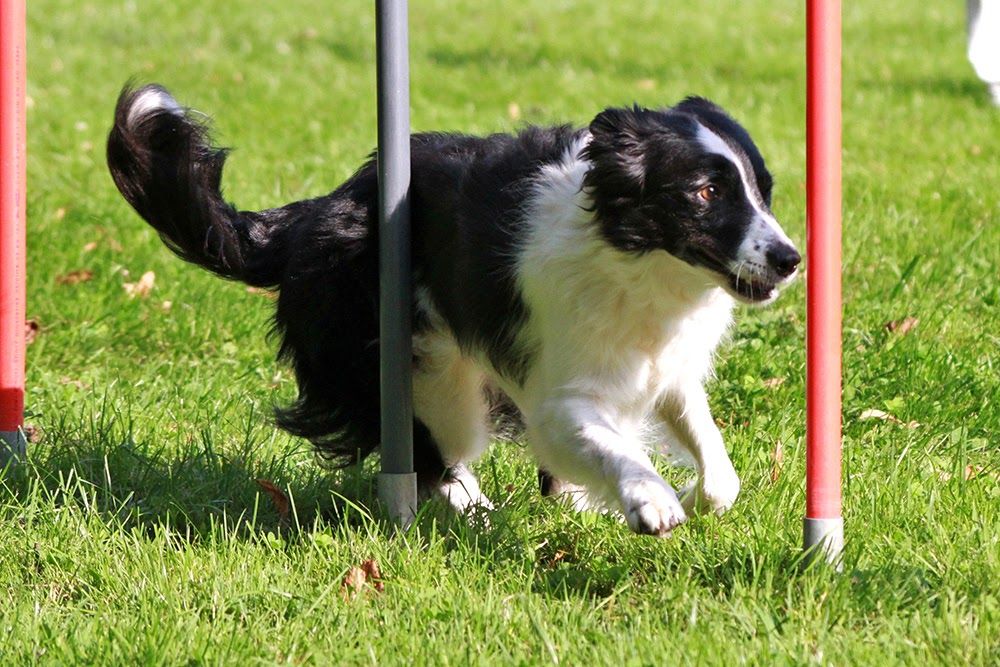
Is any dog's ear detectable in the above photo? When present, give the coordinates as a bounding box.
[674,96,728,119]
[583,106,674,253]
[583,106,652,197]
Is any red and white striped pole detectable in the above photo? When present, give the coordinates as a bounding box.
[804,0,843,565]
[1,0,27,463]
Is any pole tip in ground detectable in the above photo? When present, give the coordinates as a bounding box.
[803,516,844,571]
[378,472,418,530]
[0,429,27,467]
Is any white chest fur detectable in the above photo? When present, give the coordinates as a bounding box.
[511,138,734,422]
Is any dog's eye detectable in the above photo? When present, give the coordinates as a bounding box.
[697,185,720,202]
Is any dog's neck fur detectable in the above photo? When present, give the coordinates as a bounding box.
[511,135,734,420]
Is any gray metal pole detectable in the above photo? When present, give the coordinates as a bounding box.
[375,0,418,527]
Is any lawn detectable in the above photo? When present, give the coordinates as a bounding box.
[2,0,998,664]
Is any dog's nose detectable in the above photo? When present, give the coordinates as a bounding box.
[766,243,801,278]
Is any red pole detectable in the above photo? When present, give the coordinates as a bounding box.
[1,0,27,462]
[804,0,843,564]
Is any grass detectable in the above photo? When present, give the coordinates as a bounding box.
[3,0,998,663]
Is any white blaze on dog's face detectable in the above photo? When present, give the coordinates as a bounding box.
[582,98,800,305]
[693,123,799,304]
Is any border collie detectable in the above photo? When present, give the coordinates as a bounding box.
[107,85,799,536]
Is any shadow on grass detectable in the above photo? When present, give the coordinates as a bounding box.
[0,405,947,612]
[0,404,378,540]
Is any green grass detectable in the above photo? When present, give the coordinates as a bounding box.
[3,0,998,663]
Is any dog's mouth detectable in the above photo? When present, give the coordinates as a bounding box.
[689,249,780,304]
[726,270,777,303]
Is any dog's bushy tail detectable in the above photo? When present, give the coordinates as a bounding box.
[107,84,295,287]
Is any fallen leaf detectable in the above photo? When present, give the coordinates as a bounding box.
[23,424,42,444]
[160,300,173,312]
[361,559,384,592]
[82,241,98,252]
[770,440,784,484]
[940,465,992,482]
[123,270,155,298]
[59,377,90,390]
[858,408,920,428]
[859,408,891,421]
[341,558,385,600]
[636,78,656,90]
[25,319,40,345]
[762,377,785,389]
[341,567,367,600]
[56,269,94,286]
[885,316,919,335]
[507,102,522,121]
[255,479,290,521]
[53,207,66,220]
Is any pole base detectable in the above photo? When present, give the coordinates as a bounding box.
[378,472,417,529]
[803,516,844,570]
[0,429,26,466]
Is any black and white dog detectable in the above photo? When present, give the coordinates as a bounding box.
[107,85,799,536]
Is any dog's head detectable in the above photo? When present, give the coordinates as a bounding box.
[582,98,800,304]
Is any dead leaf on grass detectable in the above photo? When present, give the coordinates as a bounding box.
[549,550,568,567]
[762,377,786,389]
[507,102,522,121]
[939,465,993,482]
[255,479,290,522]
[964,465,985,480]
[123,270,155,298]
[25,319,40,345]
[56,269,94,286]
[59,377,90,390]
[341,558,385,600]
[770,440,784,484]
[885,316,919,335]
[858,409,920,429]
[23,424,42,444]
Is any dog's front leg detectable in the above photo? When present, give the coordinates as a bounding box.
[658,381,741,515]
[529,396,687,536]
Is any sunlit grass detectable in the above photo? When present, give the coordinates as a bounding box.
[3,0,998,663]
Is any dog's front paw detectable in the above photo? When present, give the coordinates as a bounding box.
[620,478,687,536]
[681,468,741,516]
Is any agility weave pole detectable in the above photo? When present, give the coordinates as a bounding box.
[376,0,419,526]
[0,0,27,465]
[1,0,843,538]
[804,0,844,566]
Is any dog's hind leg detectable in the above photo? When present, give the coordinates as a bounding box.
[412,330,493,515]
